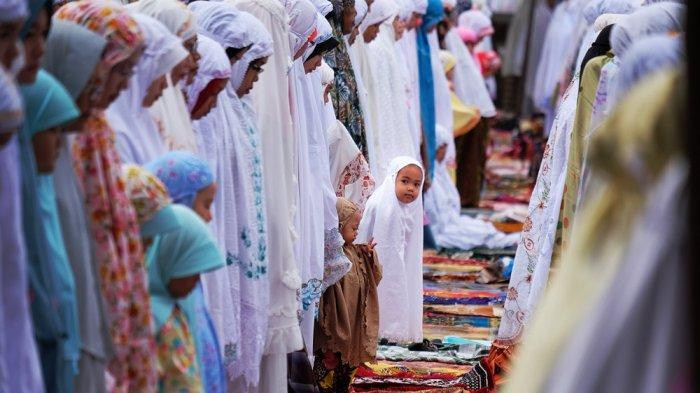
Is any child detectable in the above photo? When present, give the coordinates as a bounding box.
[314,197,382,393]
[122,165,225,393]
[20,69,81,393]
[147,151,225,393]
[357,156,424,343]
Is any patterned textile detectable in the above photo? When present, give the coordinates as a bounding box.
[314,351,358,393]
[353,361,475,389]
[324,18,367,158]
[336,153,375,208]
[156,307,202,393]
[71,113,157,392]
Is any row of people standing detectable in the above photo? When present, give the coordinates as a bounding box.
[0,0,509,392]
[458,1,686,390]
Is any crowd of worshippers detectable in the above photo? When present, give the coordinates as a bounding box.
[0,0,514,391]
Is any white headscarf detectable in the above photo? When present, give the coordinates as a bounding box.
[310,0,333,16]
[395,0,415,21]
[108,13,188,165]
[282,0,319,55]
[361,0,398,31]
[130,0,200,153]
[230,17,273,90]
[357,0,417,183]
[357,156,424,343]
[129,0,197,40]
[188,0,255,49]
[458,9,494,38]
[611,34,683,104]
[185,34,232,111]
[0,0,26,21]
[414,0,428,14]
[610,2,685,59]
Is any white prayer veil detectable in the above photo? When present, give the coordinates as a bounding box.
[185,34,232,111]
[188,0,254,49]
[0,67,23,134]
[357,0,416,183]
[357,156,425,343]
[611,34,683,105]
[458,9,494,38]
[610,2,685,60]
[129,0,200,153]
[360,0,398,31]
[282,0,319,56]
[310,0,334,16]
[129,0,197,40]
[414,0,428,14]
[108,13,188,164]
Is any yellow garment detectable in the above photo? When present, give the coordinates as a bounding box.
[504,69,684,393]
[551,54,611,267]
[452,93,481,137]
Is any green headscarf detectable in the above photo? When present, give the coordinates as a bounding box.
[19,69,80,392]
[145,204,225,330]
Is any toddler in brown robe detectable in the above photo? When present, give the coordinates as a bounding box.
[313,197,382,393]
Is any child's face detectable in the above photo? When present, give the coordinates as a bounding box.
[192,182,217,223]
[395,164,423,204]
[341,211,362,244]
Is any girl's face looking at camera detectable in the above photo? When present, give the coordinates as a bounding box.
[394,164,422,204]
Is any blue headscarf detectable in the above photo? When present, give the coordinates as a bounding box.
[417,0,444,179]
[146,151,225,392]
[146,151,215,207]
[19,69,80,392]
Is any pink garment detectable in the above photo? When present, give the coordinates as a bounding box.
[72,112,157,392]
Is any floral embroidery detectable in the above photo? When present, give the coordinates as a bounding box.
[156,308,202,393]
[322,228,351,290]
[300,278,323,315]
[223,343,238,370]
[336,153,375,208]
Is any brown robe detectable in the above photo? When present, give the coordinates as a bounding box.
[314,244,382,366]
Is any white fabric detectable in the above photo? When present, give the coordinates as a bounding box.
[360,0,398,32]
[357,13,416,184]
[429,30,453,131]
[444,29,495,117]
[610,2,685,60]
[413,0,428,14]
[396,28,423,151]
[355,0,368,26]
[189,1,255,49]
[129,0,197,40]
[543,160,687,393]
[532,0,586,115]
[185,34,231,111]
[108,13,188,165]
[496,76,580,343]
[345,36,377,177]
[457,9,493,38]
[0,139,44,393]
[425,126,519,250]
[132,0,201,154]
[357,156,424,343]
[283,0,319,55]
[611,34,682,106]
[231,0,304,371]
[395,0,415,21]
[310,0,333,15]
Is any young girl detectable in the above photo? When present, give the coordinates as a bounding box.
[357,156,424,343]
[314,197,382,393]
[20,68,81,393]
[122,165,225,392]
[146,151,224,393]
